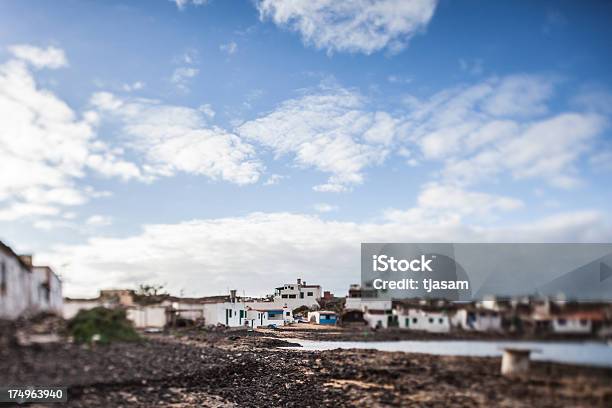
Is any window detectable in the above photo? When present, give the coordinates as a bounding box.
[300,292,304,299]
[405,318,410,327]
[557,318,566,326]
[282,294,288,298]
[286,311,291,316]
[579,319,588,326]
[429,318,434,324]
[439,318,443,324]
[288,294,296,299]
[412,318,418,323]
[0,261,6,295]
[307,291,313,296]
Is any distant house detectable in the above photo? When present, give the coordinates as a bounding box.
[127,305,168,329]
[530,301,608,335]
[0,242,63,319]
[272,278,322,309]
[245,308,287,328]
[0,242,33,319]
[363,309,394,329]
[340,309,366,326]
[452,306,502,332]
[30,266,63,315]
[396,306,451,333]
[308,310,337,325]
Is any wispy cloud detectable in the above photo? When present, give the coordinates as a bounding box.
[255,0,438,55]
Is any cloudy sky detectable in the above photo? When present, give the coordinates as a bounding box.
[1,0,611,298]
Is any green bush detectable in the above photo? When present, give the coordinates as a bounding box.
[68,307,140,344]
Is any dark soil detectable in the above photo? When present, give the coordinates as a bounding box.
[1,327,611,407]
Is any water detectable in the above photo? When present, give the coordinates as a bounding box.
[283,339,612,368]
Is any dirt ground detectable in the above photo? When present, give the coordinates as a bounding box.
[2,326,611,407]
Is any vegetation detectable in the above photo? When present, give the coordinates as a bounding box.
[67,307,140,344]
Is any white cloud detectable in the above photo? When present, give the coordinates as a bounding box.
[122,81,145,92]
[237,86,394,192]
[219,41,238,55]
[384,183,523,224]
[263,174,286,186]
[8,44,68,69]
[85,214,113,227]
[199,103,215,118]
[0,47,141,221]
[313,203,338,213]
[171,0,208,10]
[40,209,610,297]
[256,0,438,55]
[171,67,199,91]
[403,75,607,188]
[91,92,263,185]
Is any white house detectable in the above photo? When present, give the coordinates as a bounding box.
[0,242,64,320]
[30,266,63,315]
[344,284,392,313]
[363,309,394,329]
[63,298,104,319]
[245,308,287,328]
[270,278,322,310]
[127,305,168,329]
[396,307,451,333]
[308,310,338,325]
[452,307,502,332]
[0,242,32,319]
[549,310,604,334]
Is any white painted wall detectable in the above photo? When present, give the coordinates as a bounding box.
[397,309,451,333]
[552,317,592,334]
[0,251,31,319]
[364,312,388,329]
[127,306,168,329]
[62,299,104,319]
[345,298,392,312]
[452,309,502,332]
[30,267,63,315]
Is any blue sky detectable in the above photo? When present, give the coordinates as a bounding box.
[0,0,611,297]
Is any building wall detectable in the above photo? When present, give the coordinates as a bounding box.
[62,299,104,319]
[30,267,63,315]
[202,301,248,327]
[0,251,31,319]
[452,309,502,332]
[397,309,450,333]
[364,313,388,329]
[127,306,168,329]
[552,317,592,334]
[345,298,392,312]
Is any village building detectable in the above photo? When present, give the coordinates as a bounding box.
[0,241,63,320]
[30,265,63,315]
[0,242,33,319]
[308,310,338,325]
[396,306,451,333]
[363,309,395,329]
[452,306,503,332]
[270,278,322,309]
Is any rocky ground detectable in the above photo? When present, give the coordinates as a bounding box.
[2,325,611,407]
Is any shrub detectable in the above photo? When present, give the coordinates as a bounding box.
[68,307,140,344]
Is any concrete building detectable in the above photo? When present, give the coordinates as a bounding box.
[127,305,168,329]
[0,242,33,319]
[452,307,502,332]
[0,241,63,319]
[30,266,63,315]
[271,278,322,310]
[396,307,451,333]
[308,310,338,325]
